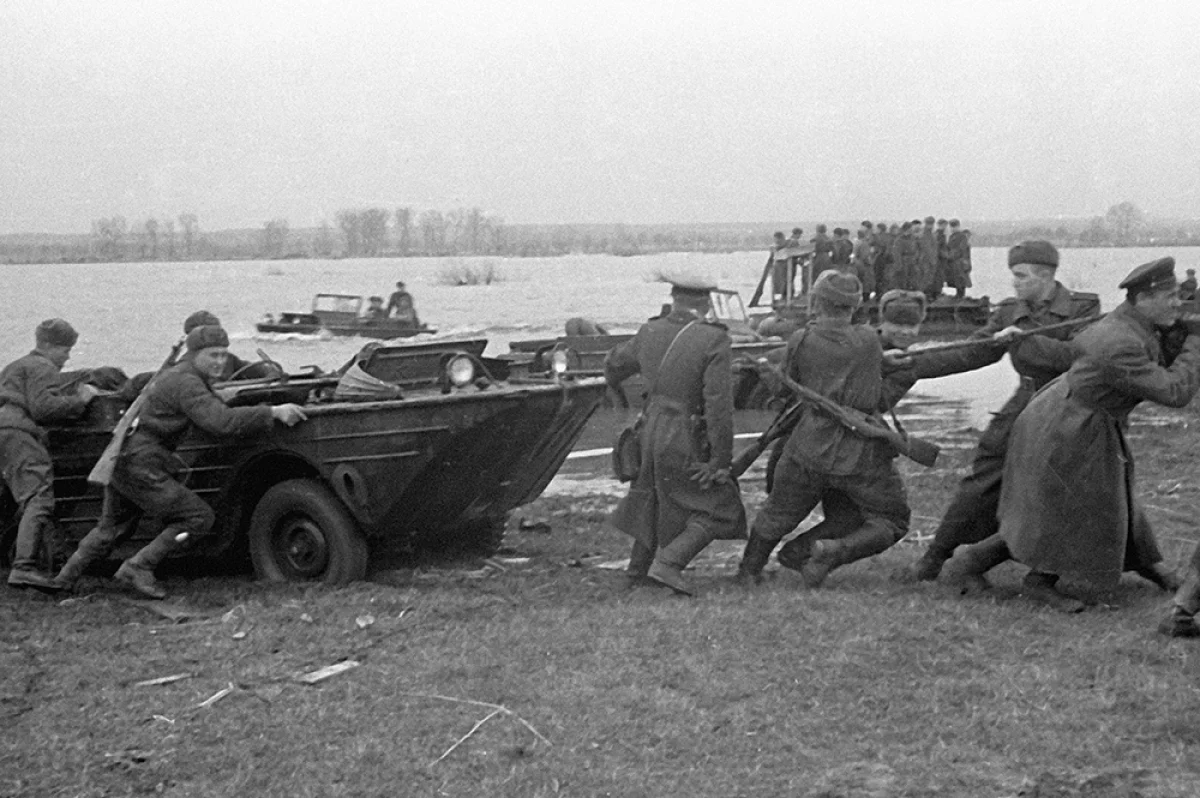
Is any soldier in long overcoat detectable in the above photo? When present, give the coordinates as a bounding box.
[888,223,921,291]
[0,319,99,590]
[606,279,746,595]
[945,219,972,297]
[896,241,1102,586]
[872,222,894,295]
[810,225,833,280]
[958,257,1200,611]
[918,216,939,297]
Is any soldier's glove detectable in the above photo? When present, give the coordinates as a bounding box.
[689,461,730,490]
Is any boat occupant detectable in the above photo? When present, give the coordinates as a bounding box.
[386,281,420,325]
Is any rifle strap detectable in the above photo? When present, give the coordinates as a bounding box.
[645,320,697,399]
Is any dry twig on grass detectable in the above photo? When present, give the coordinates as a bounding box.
[431,708,504,766]
[398,691,552,766]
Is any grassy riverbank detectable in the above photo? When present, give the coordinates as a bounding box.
[2,402,1199,797]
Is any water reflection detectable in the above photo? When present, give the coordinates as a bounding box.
[907,357,1018,429]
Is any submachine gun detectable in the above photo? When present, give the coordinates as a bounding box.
[731,365,939,478]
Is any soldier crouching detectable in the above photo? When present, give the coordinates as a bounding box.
[54,325,307,599]
[736,271,910,587]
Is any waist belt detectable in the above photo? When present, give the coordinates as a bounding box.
[646,395,695,416]
[128,427,172,450]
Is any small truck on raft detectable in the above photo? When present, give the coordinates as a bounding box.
[501,285,993,410]
[0,339,608,585]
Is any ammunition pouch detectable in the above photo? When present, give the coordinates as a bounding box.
[612,413,645,483]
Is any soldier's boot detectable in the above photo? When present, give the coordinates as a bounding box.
[1022,571,1085,614]
[893,547,950,584]
[734,534,778,586]
[6,568,62,594]
[647,525,715,597]
[800,527,895,589]
[776,534,815,573]
[1135,563,1182,593]
[51,551,92,593]
[951,535,1011,595]
[623,541,655,590]
[1158,606,1200,638]
[114,536,174,600]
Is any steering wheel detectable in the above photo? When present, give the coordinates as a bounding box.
[228,348,287,381]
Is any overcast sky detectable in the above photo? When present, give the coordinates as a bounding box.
[3,0,1199,234]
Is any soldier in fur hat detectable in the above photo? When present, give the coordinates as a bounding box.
[735,271,912,588]
[54,325,309,599]
[1,319,101,590]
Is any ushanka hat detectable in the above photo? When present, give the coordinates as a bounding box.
[812,270,862,309]
[185,324,230,353]
[879,290,927,325]
[1008,240,1059,268]
[1118,256,1177,294]
[35,318,78,347]
[183,310,221,334]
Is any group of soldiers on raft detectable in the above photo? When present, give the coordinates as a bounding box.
[606,242,1200,638]
[766,217,972,308]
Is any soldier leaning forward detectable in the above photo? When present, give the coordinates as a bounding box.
[606,278,746,596]
[736,271,910,588]
[1,319,100,590]
[959,257,1198,613]
[54,325,307,599]
[897,241,1105,586]
[770,290,938,571]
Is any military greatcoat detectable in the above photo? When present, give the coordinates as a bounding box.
[915,283,1100,559]
[945,230,972,290]
[606,311,746,551]
[999,302,1200,584]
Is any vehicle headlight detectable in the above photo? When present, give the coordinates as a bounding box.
[550,349,571,375]
[446,355,476,387]
[549,347,580,376]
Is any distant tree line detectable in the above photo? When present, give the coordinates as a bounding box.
[4,201,1200,265]
[975,202,1200,249]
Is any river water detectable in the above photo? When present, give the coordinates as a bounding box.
[2,246,1193,428]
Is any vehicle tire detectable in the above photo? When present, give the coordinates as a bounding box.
[248,479,368,585]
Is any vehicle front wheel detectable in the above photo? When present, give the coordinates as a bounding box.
[248,479,368,585]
